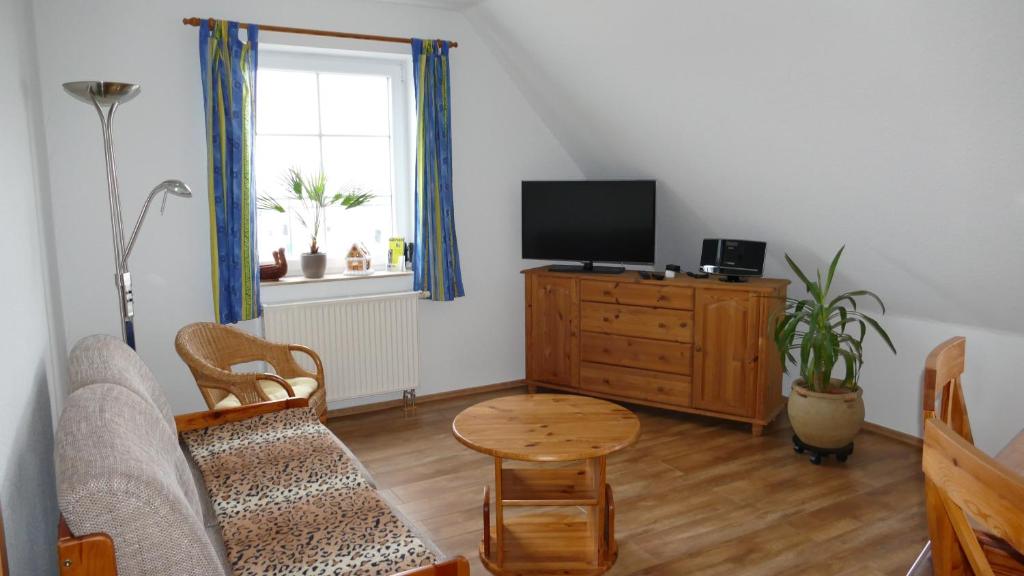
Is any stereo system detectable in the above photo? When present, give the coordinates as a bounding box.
[699,239,767,282]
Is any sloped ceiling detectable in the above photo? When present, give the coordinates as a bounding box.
[466,0,1024,333]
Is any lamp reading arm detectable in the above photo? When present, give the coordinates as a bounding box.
[121,180,192,269]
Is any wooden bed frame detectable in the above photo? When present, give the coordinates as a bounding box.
[56,399,470,576]
[922,337,1024,576]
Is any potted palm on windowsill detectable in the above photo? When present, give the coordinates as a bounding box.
[773,246,896,464]
[259,168,374,279]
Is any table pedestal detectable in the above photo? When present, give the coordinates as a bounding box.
[479,455,617,576]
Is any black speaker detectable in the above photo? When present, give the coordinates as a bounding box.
[699,239,767,282]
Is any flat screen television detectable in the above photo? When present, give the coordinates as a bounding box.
[522,180,656,274]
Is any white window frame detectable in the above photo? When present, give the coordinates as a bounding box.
[257,45,415,276]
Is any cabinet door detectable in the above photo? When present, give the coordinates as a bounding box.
[693,289,757,417]
[526,275,578,387]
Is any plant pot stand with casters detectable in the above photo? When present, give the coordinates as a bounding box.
[792,434,854,465]
[452,394,640,576]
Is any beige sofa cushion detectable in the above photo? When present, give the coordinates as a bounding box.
[68,335,175,429]
[67,334,204,522]
[213,376,319,409]
[57,384,227,576]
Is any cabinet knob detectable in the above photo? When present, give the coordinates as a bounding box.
[694,345,702,353]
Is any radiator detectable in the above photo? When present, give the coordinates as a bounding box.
[263,291,420,403]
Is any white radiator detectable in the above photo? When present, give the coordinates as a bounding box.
[263,291,420,403]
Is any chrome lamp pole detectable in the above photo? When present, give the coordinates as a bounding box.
[63,81,192,349]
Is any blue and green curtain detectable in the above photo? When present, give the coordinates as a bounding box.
[200,21,261,323]
[412,39,465,301]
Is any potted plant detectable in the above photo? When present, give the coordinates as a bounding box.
[259,168,373,279]
[773,246,896,461]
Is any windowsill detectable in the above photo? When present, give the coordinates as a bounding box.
[261,270,412,287]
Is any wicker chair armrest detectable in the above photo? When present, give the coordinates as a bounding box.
[251,372,296,398]
[286,344,325,381]
[196,369,295,402]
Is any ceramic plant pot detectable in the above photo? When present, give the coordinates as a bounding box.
[300,252,327,279]
[788,379,865,449]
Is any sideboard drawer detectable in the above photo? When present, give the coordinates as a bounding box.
[581,280,694,311]
[581,302,693,343]
[580,362,692,407]
[581,332,692,375]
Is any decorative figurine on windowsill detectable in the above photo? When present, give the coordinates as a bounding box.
[260,248,288,281]
[345,243,374,276]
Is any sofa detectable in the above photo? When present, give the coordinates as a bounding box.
[55,335,469,576]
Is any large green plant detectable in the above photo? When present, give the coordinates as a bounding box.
[773,247,896,392]
[258,168,374,254]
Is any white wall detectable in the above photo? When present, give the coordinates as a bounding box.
[33,0,582,415]
[860,315,1024,454]
[466,0,1024,453]
[0,0,65,572]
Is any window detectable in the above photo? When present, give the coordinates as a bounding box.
[255,47,413,273]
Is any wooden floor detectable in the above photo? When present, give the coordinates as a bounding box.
[328,388,927,576]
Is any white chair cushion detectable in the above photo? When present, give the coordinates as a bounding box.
[213,377,319,410]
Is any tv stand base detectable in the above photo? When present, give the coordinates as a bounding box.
[549,262,625,274]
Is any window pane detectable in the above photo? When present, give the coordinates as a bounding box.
[255,135,321,261]
[257,208,294,261]
[319,74,391,136]
[256,69,320,135]
[322,197,393,265]
[254,135,321,200]
[321,136,392,201]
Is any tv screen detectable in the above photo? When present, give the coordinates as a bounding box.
[522,180,656,264]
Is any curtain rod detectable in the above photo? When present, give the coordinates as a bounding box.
[181,17,458,48]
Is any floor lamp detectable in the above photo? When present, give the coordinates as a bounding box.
[63,81,192,350]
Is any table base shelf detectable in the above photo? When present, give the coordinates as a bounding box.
[480,512,616,576]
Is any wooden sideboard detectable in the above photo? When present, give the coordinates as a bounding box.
[523,266,789,435]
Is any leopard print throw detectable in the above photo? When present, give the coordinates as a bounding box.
[182,408,437,575]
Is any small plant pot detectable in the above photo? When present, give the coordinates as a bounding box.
[788,379,864,449]
[300,252,327,279]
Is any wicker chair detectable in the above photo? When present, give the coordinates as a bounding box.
[175,322,327,421]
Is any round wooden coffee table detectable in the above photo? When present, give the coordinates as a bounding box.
[452,394,640,576]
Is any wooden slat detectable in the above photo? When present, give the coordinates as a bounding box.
[579,362,692,407]
[923,336,973,442]
[580,332,692,375]
[581,302,693,342]
[580,280,694,310]
[500,467,598,506]
[923,419,1024,566]
[174,398,309,433]
[57,517,117,576]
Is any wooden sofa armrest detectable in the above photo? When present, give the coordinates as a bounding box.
[175,398,310,433]
[394,556,470,576]
[57,516,116,576]
[59,515,467,576]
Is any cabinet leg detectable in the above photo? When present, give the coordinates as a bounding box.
[751,423,765,437]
